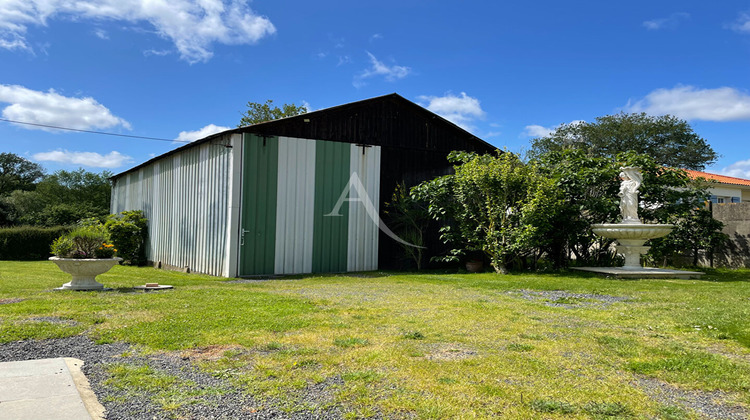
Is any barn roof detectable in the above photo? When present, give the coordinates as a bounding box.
[112,93,496,179]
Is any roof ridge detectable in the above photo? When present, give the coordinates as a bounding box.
[685,169,750,186]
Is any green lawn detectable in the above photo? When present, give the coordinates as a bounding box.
[1,261,749,419]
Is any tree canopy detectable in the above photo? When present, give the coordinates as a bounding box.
[528,113,718,170]
[0,152,44,195]
[238,100,308,127]
[0,161,112,227]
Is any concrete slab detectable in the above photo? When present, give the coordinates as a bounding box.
[133,284,173,291]
[0,358,104,420]
[571,267,704,279]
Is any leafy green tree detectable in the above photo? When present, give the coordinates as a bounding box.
[534,149,620,267]
[383,182,430,270]
[0,153,44,196]
[3,169,111,226]
[106,210,148,265]
[238,99,307,127]
[415,151,558,274]
[649,207,728,267]
[529,113,718,170]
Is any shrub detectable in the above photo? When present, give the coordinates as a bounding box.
[105,210,148,266]
[50,224,116,259]
[0,226,71,260]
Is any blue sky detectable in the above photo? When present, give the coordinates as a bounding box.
[1,1,750,177]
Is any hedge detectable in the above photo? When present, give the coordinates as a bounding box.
[0,226,71,260]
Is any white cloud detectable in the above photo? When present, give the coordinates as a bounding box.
[521,120,585,138]
[300,100,312,112]
[0,84,130,131]
[93,28,108,39]
[0,38,30,51]
[417,92,485,131]
[369,33,383,42]
[625,85,750,121]
[176,123,231,142]
[719,159,750,179]
[483,131,501,139]
[143,48,171,57]
[354,52,411,87]
[643,12,689,30]
[729,12,750,33]
[523,125,554,138]
[0,0,276,63]
[33,150,133,168]
[337,55,351,66]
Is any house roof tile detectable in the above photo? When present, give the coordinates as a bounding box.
[684,169,750,187]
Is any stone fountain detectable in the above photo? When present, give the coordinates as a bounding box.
[573,166,703,279]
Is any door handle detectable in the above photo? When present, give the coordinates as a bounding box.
[240,229,251,246]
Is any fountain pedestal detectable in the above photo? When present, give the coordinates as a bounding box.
[617,240,650,269]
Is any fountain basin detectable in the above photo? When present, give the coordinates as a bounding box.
[591,223,673,269]
[591,223,673,240]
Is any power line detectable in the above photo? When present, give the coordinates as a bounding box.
[0,118,191,143]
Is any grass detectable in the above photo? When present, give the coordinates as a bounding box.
[1,261,749,418]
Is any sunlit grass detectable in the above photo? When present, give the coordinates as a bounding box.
[1,261,749,418]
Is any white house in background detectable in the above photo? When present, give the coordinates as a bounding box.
[685,170,750,203]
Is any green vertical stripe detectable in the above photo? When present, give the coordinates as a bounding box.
[240,134,278,275]
[312,140,351,272]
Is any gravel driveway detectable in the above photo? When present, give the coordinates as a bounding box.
[0,336,344,419]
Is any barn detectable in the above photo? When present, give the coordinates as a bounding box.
[110,93,496,277]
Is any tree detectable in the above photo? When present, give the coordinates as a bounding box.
[649,207,728,267]
[238,100,307,127]
[383,182,430,270]
[3,169,111,226]
[414,151,558,274]
[0,153,44,196]
[528,113,718,170]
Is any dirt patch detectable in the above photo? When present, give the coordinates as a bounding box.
[178,344,247,361]
[425,344,478,361]
[511,289,629,308]
[636,376,749,420]
[0,298,23,305]
[25,316,79,325]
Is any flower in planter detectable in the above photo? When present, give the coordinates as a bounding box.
[51,225,117,259]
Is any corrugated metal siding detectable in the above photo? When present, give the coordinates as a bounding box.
[110,136,233,276]
[312,140,351,273]
[274,137,316,274]
[239,134,279,275]
[348,145,381,271]
[240,95,495,270]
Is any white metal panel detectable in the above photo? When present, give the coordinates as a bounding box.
[274,137,316,274]
[224,134,243,278]
[347,144,381,271]
[110,136,234,276]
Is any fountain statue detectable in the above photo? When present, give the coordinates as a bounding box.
[591,167,673,269]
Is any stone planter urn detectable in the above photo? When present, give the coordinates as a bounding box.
[49,257,122,290]
[465,260,484,273]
